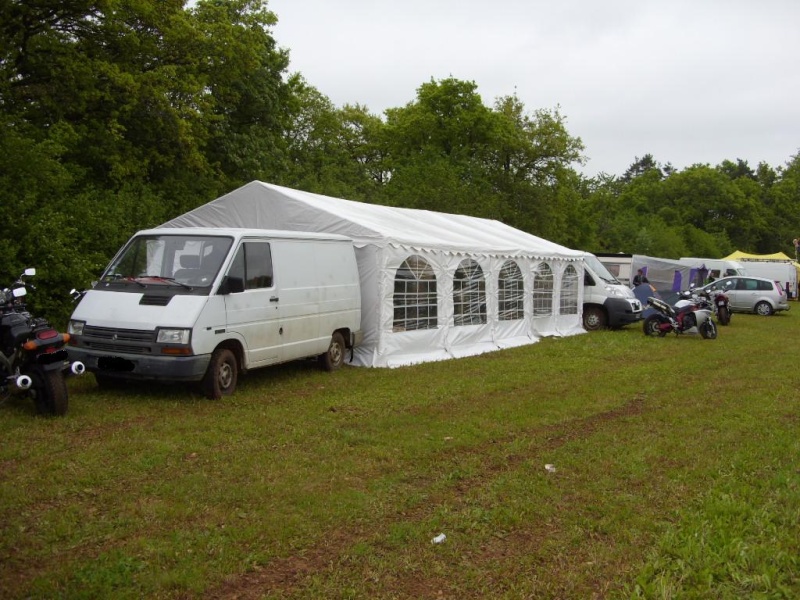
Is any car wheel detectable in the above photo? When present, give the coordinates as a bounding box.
[582,306,607,331]
[755,301,773,316]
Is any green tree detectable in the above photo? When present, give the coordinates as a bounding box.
[282,78,386,201]
[380,78,503,217]
[0,0,294,323]
[488,95,585,240]
[765,152,800,255]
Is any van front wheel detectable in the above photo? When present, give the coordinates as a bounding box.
[319,332,346,372]
[202,348,238,399]
[582,306,606,331]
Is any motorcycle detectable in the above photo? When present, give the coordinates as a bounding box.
[0,268,85,415]
[643,290,718,339]
[702,288,731,325]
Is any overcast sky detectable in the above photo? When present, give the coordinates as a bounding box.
[266,0,799,177]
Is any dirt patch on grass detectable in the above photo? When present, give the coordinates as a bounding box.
[205,393,649,599]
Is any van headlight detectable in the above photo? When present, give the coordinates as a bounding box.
[68,320,85,336]
[156,328,191,344]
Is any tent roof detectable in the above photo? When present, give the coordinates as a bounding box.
[162,181,584,260]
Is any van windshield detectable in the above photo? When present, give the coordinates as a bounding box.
[102,234,233,289]
[585,255,621,285]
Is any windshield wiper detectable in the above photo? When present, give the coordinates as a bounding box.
[143,276,193,289]
[102,274,149,287]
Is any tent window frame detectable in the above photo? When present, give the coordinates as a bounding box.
[498,260,524,321]
[533,262,554,317]
[392,255,438,332]
[560,264,579,315]
[453,258,487,326]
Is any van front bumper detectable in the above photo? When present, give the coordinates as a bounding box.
[604,297,643,328]
[67,347,211,382]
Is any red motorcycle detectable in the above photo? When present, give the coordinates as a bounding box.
[643,291,718,339]
[703,288,731,325]
[0,268,85,415]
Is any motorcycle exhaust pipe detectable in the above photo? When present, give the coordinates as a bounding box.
[70,361,86,376]
[16,374,33,390]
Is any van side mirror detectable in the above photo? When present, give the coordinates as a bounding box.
[218,276,245,295]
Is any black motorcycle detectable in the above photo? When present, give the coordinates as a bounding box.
[0,268,85,415]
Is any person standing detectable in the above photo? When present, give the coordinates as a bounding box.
[632,268,649,286]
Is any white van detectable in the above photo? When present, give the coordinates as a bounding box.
[582,253,643,330]
[67,228,362,398]
[679,257,747,281]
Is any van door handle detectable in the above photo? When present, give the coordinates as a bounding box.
[270,296,279,302]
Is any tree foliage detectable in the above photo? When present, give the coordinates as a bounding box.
[1,1,798,325]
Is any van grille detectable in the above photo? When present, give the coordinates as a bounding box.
[82,326,154,354]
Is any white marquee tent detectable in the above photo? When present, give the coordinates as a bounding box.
[161,181,586,367]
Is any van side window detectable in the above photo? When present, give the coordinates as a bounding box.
[227,242,273,291]
[244,242,273,289]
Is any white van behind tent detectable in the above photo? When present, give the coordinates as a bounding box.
[679,257,746,280]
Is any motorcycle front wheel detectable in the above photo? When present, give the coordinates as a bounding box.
[700,320,718,340]
[31,367,69,416]
[717,306,730,325]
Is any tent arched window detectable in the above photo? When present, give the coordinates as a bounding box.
[533,262,554,316]
[393,255,438,332]
[453,259,487,326]
[498,260,524,321]
[560,264,579,315]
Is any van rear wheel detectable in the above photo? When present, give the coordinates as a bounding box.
[319,332,346,372]
[202,348,238,399]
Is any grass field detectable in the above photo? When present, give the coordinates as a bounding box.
[1,309,798,599]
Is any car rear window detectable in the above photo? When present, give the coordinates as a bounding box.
[756,280,772,291]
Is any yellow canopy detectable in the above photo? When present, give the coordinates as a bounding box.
[723,250,800,282]
[724,250,794,262]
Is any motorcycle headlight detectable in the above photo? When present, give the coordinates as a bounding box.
[156,328,191,345]
[68,320,85,336]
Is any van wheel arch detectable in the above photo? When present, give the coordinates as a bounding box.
[201,342,243,399]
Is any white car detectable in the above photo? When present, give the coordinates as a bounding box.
[697,276,789,316]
